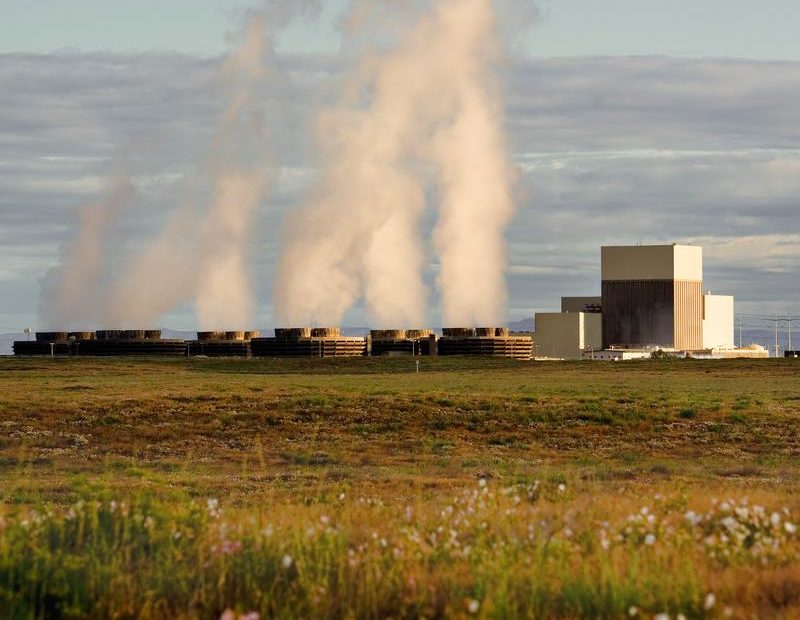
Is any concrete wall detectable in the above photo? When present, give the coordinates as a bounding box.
[561,296,602,313]
[535,312,602,359]
[703,294,735,350]
[601,245,703,282]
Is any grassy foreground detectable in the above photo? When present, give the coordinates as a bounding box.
[0,356,799,619]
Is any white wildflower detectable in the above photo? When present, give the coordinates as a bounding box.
[770,512,781,526]
[282,554,293,569]
[627,606,639,617]
[467,599,480,614]
[784,522,797,534]
[644,533,656,546]
[704,592,716,610]
[557,483,566,493]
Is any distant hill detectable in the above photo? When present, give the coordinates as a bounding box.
[509,317,534,332]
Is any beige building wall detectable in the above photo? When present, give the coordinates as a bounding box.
[601,245,703,282]
[703,294,735,350]
[535,312,602,359]
[561,296,602,313]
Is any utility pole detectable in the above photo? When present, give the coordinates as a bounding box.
[737,317,743,349]
[775,314,779,358]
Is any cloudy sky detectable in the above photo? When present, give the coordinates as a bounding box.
[1,1,799,332]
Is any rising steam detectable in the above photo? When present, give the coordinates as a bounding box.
[274,0,516,328]
[38,174,136,329]
[431,0,515,327]
[103,13,272,329]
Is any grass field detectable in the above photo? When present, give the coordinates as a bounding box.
[1,356,799,619]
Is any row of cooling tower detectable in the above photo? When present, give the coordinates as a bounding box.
[14,327,533,360]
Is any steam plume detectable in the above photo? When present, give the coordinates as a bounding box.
[274,0,516,328]
[38,174,135,329]
[431,0,514,327]
[104,13,272,329]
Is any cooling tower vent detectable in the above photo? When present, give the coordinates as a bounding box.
[96,330,123,341]
[311,327,341,338]
[36,331,68,342]
[197,331,225,342]
[275,327,311,339]
[442,328,476,338]
[68,332,96,341]
[370,329,407,341]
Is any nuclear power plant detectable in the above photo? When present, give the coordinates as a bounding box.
[17,243,771,362]
[535,243,766,360]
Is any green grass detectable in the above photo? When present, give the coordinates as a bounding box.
[0,356,799,618]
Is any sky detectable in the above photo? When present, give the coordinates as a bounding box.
[1,1,799,333]
[3,0,800,60]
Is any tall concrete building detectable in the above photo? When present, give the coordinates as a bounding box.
[601,245,704,350]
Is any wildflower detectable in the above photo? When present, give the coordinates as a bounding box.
[467,599,480,614]
[241,613,260,620]
[320,515,330,525]
[478,478,487,488]
[557,483,566,493]
[338,492,346,501]
[220,610,236,620]
[704,592,716,610]
[770,512,781,526]
[677,615,687,620]
[785,522,797,534]
[644,533,656,546]
[627,607,639,617]
[281,554,293,569]
[207,498,220,518]
[654,614,670,620]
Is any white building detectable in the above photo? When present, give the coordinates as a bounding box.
[702,294,735,350]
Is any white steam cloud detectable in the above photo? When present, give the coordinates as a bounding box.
[274,0,517,328]
[103,13,274,329]
[431,0,515,327]
[38,174,136,330]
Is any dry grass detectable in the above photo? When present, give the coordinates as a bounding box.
[0,356,799,618]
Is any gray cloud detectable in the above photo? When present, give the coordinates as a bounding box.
[0,51,798,330]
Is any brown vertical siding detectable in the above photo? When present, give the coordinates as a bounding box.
[601,280,674,349]
[674,280,703,350]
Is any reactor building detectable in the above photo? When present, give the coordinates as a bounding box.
[535,244,742,359]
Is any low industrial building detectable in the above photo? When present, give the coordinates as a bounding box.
[702,294,734,350]
[534,310,601,360]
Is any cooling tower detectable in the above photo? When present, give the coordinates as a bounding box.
[251,327,367,358]
[14,330,185,356]
[438,326,533,360]
[370,329,434,356]
[187,330,259,357]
